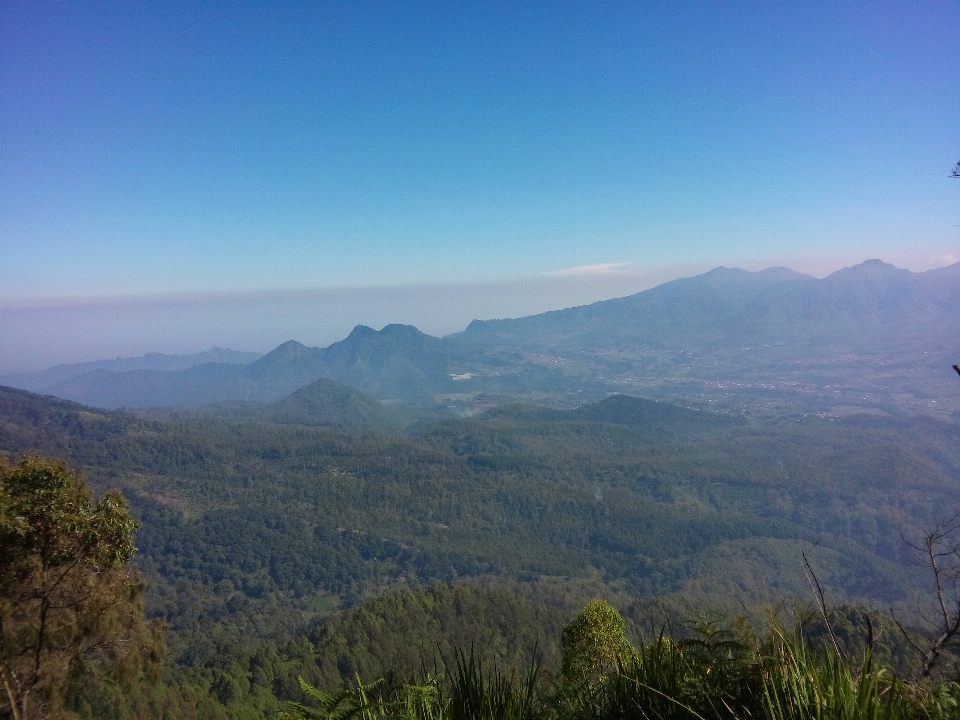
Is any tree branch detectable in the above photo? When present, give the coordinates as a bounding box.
[802,551,844,661]
[0,663,23,720]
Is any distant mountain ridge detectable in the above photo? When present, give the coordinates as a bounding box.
[464,265,815,348]
[22,260,960,415]
[0,347,262,393]
[41,324,499,409]
[461,260,960,353]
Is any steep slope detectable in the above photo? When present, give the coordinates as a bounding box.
[241,340,327,385]
[313,324,497,401]
[737,260,960,351]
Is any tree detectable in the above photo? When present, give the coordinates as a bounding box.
[891,365,960,676]
[560,599,634,688]
[891,513,960,678]
[0,456,163,720]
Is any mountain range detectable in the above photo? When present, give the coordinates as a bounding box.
[462,260,960,353]
[6,260,959,417]
[0,346,261,393]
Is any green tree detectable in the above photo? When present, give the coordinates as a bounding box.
[0,456,163,720]
[560,599,635,688]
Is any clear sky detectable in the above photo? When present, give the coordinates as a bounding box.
[1,2,959,371]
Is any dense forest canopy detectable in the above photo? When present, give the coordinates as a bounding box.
[2,382,960,716]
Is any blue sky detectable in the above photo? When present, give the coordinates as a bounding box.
[1,2,959,370]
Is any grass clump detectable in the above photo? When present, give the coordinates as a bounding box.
[279,603,960,720]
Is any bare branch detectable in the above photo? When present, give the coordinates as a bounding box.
[896,514,960,678]
[925,531,951,630]
[802,551,845,661]
[0,664,23,720]
[890,608,927,657]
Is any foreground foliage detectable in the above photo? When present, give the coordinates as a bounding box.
[281,601,960,720]
[0,457,163,720]
[3,388,960,717]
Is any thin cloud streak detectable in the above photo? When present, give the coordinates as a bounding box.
[545,262,637,277]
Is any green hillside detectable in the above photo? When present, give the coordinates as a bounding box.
[3,384,960,716]
[203,378,407,428]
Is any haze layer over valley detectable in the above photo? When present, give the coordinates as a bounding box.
[9,259,958,421]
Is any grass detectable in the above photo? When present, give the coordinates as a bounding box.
[278,620,960,720]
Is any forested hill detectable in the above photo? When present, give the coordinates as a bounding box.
[3,383,958,616]
[196,377,409,428]
[3,383,960,715]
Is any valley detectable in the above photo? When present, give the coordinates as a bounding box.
[2,370,959,714]
[3,259,959,717]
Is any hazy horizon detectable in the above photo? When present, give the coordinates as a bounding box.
[3,2,958,371]
[2,253,955,374]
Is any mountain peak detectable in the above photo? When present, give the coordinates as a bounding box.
[463,319,494,335]
[827,259,909,282]
[379,324,427,337]
[268,340,310,355]
[699,265,812,283]
[347,325,377,340]
[344,324,430,342]
[246,341,319,376]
